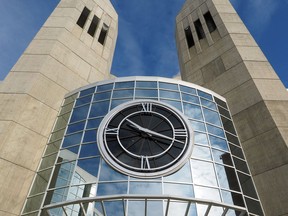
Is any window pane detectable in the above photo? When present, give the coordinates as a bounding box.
[197,90,213,100]
[99,160,128,181]
[203,108,221,126]
[182,93,200,104]
[183,103,203,120]
[136,81,157,88]
[194,132,208,145]
[67,121,85,134]
[160,99,182,112]
[164,183,194,197]
[190,120,206,132]
[89,101,110,117]
[159,82,178,90]
[96,84,113,92]
[216,164,240,191]
[62,132,82,148]
[164,162,192,182]
[194,186,221,201]
[86,117,103,129]
[192,145,212,161]
[70,105,90,123]
[79,143,100,158]
[200,98,217,110]
[97,182,128,196]
[93,91,111,101]
[111,99,131,109]
[212,149,233,166]
[209,135,228,151]
[135,89,158,98]
[82,130,97,143]
[112,89,134,98]
[80,87,95,97]
[160,90,180,99]
[207,124,225,137]
[130,182,162,194]
[75,95,92,107]
[77,157,100,178]
[115,81,134,89]
[191,160,218,186]
[180,85,196,95]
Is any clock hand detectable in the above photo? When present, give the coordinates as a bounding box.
[126,119,184,144]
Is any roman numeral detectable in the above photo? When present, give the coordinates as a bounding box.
[141,103,153,112]
[174,129,187,137]
[141,156,150,170]
[105,127,118,135]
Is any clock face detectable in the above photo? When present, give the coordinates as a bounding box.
[97,100,194,177]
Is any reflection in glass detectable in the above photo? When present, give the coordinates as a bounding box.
[209,135,228,151]
[70,105,90,123]
[83,130,97,143]
[115,81,134,89]
[203,108,221,126]
[164,162,192,182]
[136,81,157,88]
[128,201,145,216]
[77,157,100,178]
[221,116,236,135]
[182,93,200,104]
[160,99,182,112]
[112,89,134,98]
[200,98,217,110]
[147,201,163,216]
[212,149,233,166]
[99,160,128,181]
[79,143,99,158]
[75,95,92,107]
[192,145,212,161]
[164,183,194,197]
[222,190,244,207]
[191,160,218,187]
[206,124,225,137]
[59,146,79,162]
[229,143,245,159]
[97,182,128,196]
[135,89,158,98]
[104,201,125,216]
[94,91,111,101]
[233,157,249,174]
[130,182,162,195]
[80,87,95,97]
[197,90,213,100]
[180,85,197,95]
[67,121,85,134]
[86,117,103,129]
[53,162,75,188]
[159,90,180,99]
[159,82,178,90]
[215,164,240,191]
[89,101,110,117]
[214,97,228,109]
[194,186,221,201]
[238,172,258,199]
[183,103,203,120]
[190,120,206,132]
[62,132,82,148]
[96,84,113,92]
[194,132,209,145]
[165,202,195,216]
[111,99,131,109]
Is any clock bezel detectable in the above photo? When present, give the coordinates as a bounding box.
[97,100,194,178]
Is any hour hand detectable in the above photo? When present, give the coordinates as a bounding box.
[126,119,145,132]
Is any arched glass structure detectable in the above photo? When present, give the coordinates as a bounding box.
[22,77,264,216]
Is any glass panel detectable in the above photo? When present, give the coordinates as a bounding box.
[39,153,58,170]
[128,201,145,216]
[164,183,194,197]
[64,203,81,216]
[159,90,180,99]
[80,87,95,97]
[115,81,134,89]
[194,186,221,201]
[147,201,164,216]
[159,82,178,90]
[136,81,157,88]
[209,135,228,151]
[197,90,213,100]
[77,157,100,178]
[214,97,228,109]
[67,121,86,134]
[183,103,203,120]
[221,116,236,135]
[62,132,82,148]
[166,202,193,216]
[89,101,110,117]
[200,98,217,110]
[219,106,231,119]
[99,160,128,181]
[203,108,221,126]
[215,164,240,191]
[96,84,113,92]
[70,105,90,123]
[180,85,197,95]
[79,143,100,158]
[97,182,128,196]
[135,89,158,98]
[225,133,240,146]
[82,130,97,143]
[86,117,103,129]
[207,124,225,137]
[63,93,78,106]
[54,162,75,188]
[75,95,92,107]
[29,169,52,195]
[182,93,200,104]
[104,201,125,216]
[111,99,131,109]
[45,140,62,156]
[93,91,111,101]
[229,143,245,160]
[160,99,182,112]
[222,190,245,207]
[194,132,208,145]
[192,145,212,161]
[130,182,162,194]
[212,149,233,166]
[238,172,258,199]
[23,194,45,213]
[164,162,192,182]
[190,120,206,132]
[112,89,134,98]
[233,157,250,174]
[245,197,264,215]
[191,160,218,186]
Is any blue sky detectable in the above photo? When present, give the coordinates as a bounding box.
[0,0,287,87]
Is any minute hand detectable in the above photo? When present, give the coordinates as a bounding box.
[126,119,184,144]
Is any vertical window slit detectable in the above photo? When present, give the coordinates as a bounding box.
[88,15,100,37]
[184,26,195,48]
[194,19,205,40]
[204,11,217,33]
[77,7,91,28]
[98,24,109,45]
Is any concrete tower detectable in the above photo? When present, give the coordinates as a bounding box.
[176,0,288,215]
[0,0,118,215]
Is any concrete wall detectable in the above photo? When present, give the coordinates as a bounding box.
[0,0,117,215]
[176,0,288,215]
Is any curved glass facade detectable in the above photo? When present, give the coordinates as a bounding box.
[22,77,264,216]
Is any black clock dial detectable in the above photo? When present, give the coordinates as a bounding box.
[98,100,193,177]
